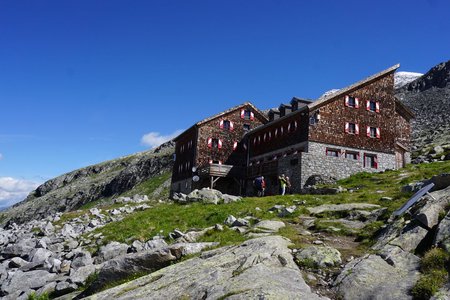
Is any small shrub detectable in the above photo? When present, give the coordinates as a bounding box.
[420,248,450,273]
[412,269,447,300]
[27,292,50,300]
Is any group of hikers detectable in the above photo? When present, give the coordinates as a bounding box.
[253,174,291,197]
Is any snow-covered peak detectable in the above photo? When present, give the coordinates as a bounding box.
[318,89,340,99]
[394,71,423,89]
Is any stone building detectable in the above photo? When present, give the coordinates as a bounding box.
[171,103,268,195]
[171,64,414,196]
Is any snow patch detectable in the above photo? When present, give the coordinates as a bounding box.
[394,71,423,89]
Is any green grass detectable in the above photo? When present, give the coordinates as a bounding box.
[64,161,450,252]
[412,248,450,300]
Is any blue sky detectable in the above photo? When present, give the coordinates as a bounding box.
[1,0,449,206]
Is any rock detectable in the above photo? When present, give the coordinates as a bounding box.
[64,239,79,251]
[334,247,420,300]
[380,196,393,201]
[1,270,56,295]
[46,257,62,273]
[304,174,337,187]
[254,220,286,232]
[130,240,144,252]
[81,236,326,300]
[88,219,101,228]
[307,203,381,215]
[186,188,223,204]
[69,264,96,285]
[171,192,187,203]
[222,194,242,204]
[71,250,93,269]
[269,205,285,212]
[95,242,129,264]
[54,281,78,296]
[413,186,450,229]
[435,211,450,252]
[36,281,57,296]
[426,173,450,192]
[169,229,185,240]
[224,215,237,226]
[30,248,53,264]
[2,238,36,259]
[295,246,342,268]
[144,239,168,250]
[60,260,71,273]
[232,218,250,227]
[278,205,297,217]
[9,257,28,268]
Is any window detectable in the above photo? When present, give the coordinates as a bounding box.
[345,95,359,108]
[290,158,298,166]
[243,124,251,132]
[345,151,359,160]
[326,148,340,157]
[220,120,232,130]
[345,122,359,134]
[367,100,380,113]
[367,127,380,139]
[364,154,378,169]
[241,109,254,120]
[208,138,222,149]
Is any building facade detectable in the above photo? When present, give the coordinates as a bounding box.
[171,64,414,196]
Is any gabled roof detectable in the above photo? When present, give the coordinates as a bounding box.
[196,102,268,126]
[394,96,415,120]
[308,64,400,111]
[174,102,268,141]
[291,97,313,105]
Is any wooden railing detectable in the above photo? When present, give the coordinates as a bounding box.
[198,164,245,178]
[247,160,278,178]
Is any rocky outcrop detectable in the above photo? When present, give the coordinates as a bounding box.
[84,236,328,300]
[396,60,450,162]
[333,186,450,300]
[0,143,174,226]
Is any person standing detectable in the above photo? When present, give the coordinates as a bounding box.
[279,174,287,195]
[285,176,291,194]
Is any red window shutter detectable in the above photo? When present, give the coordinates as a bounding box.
[233,141,238,150]
[366,100,370,111]
[250,112,255,120]
[374,156,378,169]
[209,159,213,164]
[376,128,381,139]
[366,126,371,137]
[345,122,349,133]
[345,96,349,107]
[218,139,223,149]
[219,120,224,129]
[357,152,360,160]
[207,138,212,148]
[355,123,360,135]
[230,121,234,131]
[240,109,245,119]
[355,98,360,108]
[218,161,222,165]
[376,102,380,113]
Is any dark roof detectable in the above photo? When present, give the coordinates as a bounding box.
[174,102,269,141]
[394,96,415,120]
[291,97,313,105]
[308,64,400,110]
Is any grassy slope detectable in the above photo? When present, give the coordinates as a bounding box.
[88,161,450,247]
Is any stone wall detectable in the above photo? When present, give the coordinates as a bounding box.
[171,178,193,195]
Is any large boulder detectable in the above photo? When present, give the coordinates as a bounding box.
[94,241,129,264]
[1,270,56,296]
[295,246,342,268]
[186,188,223,204]
[334,246,420,300]
[1,238,36,259]
[307,203,381,215]
[82,242,217,296]
[83,236,327,300]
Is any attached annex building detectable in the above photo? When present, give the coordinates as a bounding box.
[171,64,414,196]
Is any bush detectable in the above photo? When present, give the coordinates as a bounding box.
[412,270,447,300]
[420,248,449,273]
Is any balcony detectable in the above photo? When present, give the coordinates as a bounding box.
[198,164,246,179]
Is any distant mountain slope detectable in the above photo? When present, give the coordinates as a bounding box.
[396,60,450,160]
[0,142,174,226]
[394,71,423,89]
